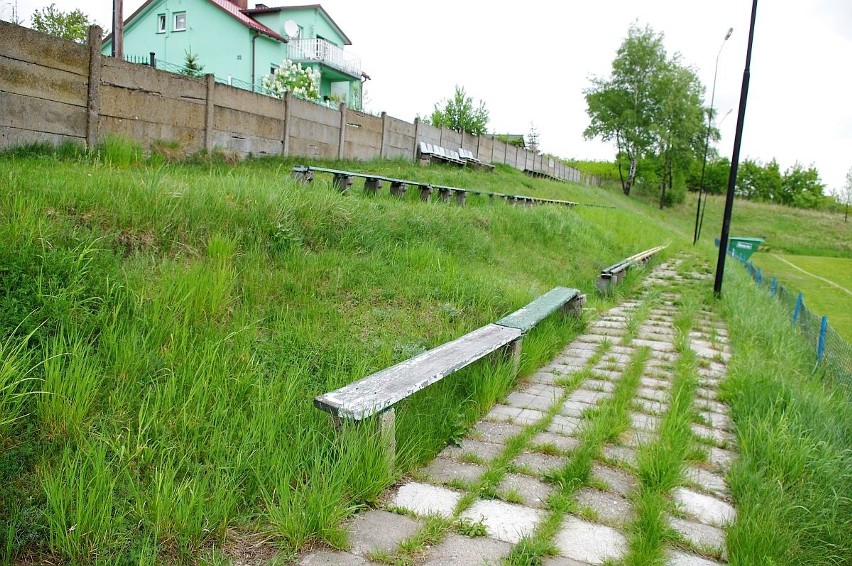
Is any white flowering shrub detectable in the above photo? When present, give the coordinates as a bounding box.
[263,59,321,101]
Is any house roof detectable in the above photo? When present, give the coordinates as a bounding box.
[244,4,352,45]
[103,0,286,44]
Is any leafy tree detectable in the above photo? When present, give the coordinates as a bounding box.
[429,85,489,136]
[584,24,668,195]
[30,3,94,43]
[782,163,825,209]
[180,50,205,78]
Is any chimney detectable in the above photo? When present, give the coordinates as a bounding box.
[230,0,248,9]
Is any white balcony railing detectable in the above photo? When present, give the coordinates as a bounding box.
[287,38,362,79]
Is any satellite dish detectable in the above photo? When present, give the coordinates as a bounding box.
[283,19,300,39]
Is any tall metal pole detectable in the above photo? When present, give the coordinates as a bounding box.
[714,0,758,296]
[693,28,733,245]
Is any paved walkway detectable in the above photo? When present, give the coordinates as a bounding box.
[300,258,738,565]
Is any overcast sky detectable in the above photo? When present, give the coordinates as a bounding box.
[5,0,851,193]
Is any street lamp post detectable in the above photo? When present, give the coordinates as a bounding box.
[693,27,733,245]
[714,0,759,296]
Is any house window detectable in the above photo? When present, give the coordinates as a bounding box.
[173,12,186,31]
[270,64,279,75]
[156,14,166,33]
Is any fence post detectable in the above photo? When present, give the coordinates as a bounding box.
[793,292,804,324]
[756,268,762,285]
[412,117,420,160]
[85,26,103,151]
[337,102,346,160]
[771,277,777,297]
[149,51,156,68]
[204,74,215,153]
[817,316,828,363]
[282,91,291,156]
[380,111,388,159]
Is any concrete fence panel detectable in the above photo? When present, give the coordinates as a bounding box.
[287,96,340,159]
[384,116,415,159]
[477,135,493,164]
[440,127,461,150]
[212,82,284,156]
[418,122,441,146]
[344,110,382,161]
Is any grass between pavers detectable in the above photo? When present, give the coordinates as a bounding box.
[506,341,653,565]
[370,339,615,565]
[720,266,852,565]
[622,280,712,564]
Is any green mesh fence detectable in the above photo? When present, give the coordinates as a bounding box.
[740,256,852,389]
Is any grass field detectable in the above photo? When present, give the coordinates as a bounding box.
[0,143,849,565]
[751,252,852,341]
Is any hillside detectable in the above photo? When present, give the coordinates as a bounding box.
[0,148,849,565]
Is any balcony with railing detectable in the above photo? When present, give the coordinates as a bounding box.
[287,38,362,79]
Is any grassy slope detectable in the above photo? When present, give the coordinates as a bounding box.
[0,149,849,564]
[751,252,852,341]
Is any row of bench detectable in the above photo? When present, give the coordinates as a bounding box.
[314,246,667,467]
[290,165,608,209]
[417,142,495,171]
[595,245,668,292]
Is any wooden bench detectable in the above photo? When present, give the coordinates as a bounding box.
[458,148,495,172]
[596,246,667,292]
[418,142,465,167]
[314,286,585,467]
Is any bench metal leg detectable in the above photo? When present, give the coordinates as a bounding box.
[390,181,407,197]
[438,188,452,203]
[419,184,433,202]
[291,170,313,183]
[333,173,353,194]
[364,177,383,196]
[454,190,467,206]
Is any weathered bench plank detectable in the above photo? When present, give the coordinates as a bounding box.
[496,287,582,333]
[315,323,522,420]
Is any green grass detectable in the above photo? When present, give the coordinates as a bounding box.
[1,143,850,564]
[751,252,852,341]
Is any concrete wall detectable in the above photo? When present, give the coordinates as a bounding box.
[0,22,595,184]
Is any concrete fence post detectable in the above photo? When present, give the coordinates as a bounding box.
[337,102,347,160]
[204,74,215,153]
[380,111,389,158]
[413,117,421,160]
[282,91,292,156]
[85,25,103,151]
[439,125,446,147]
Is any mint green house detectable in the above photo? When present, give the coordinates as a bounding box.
[102,1,365,109]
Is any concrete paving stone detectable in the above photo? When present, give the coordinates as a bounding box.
[299,551,370,565]
[472,421,523,445]
[693,397,730,415]
[633,397,669,415]
[507,391,557,411]
[583,379,615,392]
[684,466,729,496]
[498,473,555,508]
[542,557,591,566]
[531,431,580,453]
[440,439,505,463]
[708,446,736,471]
[602,444,638,467]
[668,516,726,555]
[553,516,627,564]
[699,411,732,431]
[392,482,462,518]
[575,487,634,526]
[574,333,608,343]
[691,423,733,446]
[707,361,728,374]
[639,376,671,390]
[420,533,511,566]
[561,342,600,354]
[569,389,609,405]
[548,414,584,436]
[526,383,565,398]
[695,387,718,401]
[422,457,486,487]
[608,345,636,356]
[698,377,722,389]
[589,369,622,381]
[530,370,563,385]
[620,427,657,448]
[484,404,521,423]
[591,463,637,497]
[673,488,736,526]
[347,509,421,556]
[649,351,678,363]
[636,387,669,402]
[515,408,548,425]
[460,499,544,544]
[513,451,565,475]
[666,549,724,566]
[645,357,676,371]
[631,411,661,431]
[600,353,632,364]
[588,325,626,337]
[561,399,593,418]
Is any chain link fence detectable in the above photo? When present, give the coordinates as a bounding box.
[740,257,852,389]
